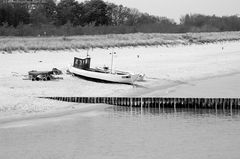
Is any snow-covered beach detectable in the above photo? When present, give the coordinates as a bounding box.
[0,41,240,119]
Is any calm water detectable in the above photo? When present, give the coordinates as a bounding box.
[1,106,240,159]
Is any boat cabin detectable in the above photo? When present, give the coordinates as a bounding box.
[73,57,91,70]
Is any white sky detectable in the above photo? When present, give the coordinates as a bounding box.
[104,0,240,22]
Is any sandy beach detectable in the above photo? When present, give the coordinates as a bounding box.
[0,41,240,119]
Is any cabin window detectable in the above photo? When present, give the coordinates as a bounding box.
[75,60,78,65]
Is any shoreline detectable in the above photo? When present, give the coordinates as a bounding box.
[125,71,240,97]
[0,72,239,123]
[162,72,240,98]
[0,103,109,127]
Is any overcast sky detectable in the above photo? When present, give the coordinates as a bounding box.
[104,0,240,22]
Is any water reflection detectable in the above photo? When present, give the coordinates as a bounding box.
[105,106,240,119]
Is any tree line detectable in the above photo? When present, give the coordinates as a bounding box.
[0,0,240,36]
[180,14,240,32]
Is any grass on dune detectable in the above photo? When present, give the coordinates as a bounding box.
[0,32,240,53]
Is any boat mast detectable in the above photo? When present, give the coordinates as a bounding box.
[86,49,90,57]
[110,52,116,73]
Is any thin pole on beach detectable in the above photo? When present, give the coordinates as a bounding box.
[110,52,116,73]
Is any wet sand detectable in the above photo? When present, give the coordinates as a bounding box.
[132,73,240,98]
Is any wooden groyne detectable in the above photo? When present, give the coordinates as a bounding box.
[40,97,240,109]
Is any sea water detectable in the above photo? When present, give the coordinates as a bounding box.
[0,106,240,159]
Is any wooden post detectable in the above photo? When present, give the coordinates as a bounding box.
[158,98,161,112]
[118,97,120,106]
[137,98,140,107]
[162,98,165,112]
[197,98,200,109]
[214,98,217,114]
[174,98,176,112]
[193,98,196,110]
[134,98,137,107]
[222,98,225,110]
[237,99,240,109]
[205,98,208,108]
[233,99,236,109]
[148,98,151,108]
[162,98,165,108]
[141,98,144,108]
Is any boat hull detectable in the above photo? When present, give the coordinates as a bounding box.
[69,66,138,84]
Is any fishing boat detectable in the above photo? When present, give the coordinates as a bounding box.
[68,57,140,84]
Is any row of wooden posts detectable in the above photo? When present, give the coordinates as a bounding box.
[41,97,240,109]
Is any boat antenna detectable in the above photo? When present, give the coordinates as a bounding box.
[87,49,90,58]
[110,52,116,73]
